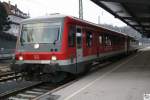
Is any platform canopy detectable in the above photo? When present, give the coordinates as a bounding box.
[91,0,150,37]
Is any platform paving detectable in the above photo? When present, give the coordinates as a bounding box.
[37,48,150,100]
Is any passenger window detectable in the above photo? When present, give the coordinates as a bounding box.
[86,31,93,47]
[99,35,102,44]
[77,28,81,33]
[76,28,82,49]
[68,26,76,47]
[104,36,111,46]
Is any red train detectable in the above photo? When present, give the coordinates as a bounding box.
[11,14,139,82]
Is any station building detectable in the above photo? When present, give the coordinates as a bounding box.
[0,1,29,59]
[2,1,29,36]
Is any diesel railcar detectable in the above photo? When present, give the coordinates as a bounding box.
[11,14,138,82]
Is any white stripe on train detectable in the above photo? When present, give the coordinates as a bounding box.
[15,49,126,66]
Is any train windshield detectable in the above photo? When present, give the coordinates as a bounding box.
[20,22,61,44]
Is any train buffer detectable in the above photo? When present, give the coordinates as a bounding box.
[36,47,150,100]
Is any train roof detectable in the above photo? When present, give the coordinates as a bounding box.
[21,13,66,23]
[21,13,132,38]
[69,16,128,37]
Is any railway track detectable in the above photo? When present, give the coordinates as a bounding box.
[0,62,22,83]
[0,64,10,72]
[6,82,59,100]
[0,61,113,100]
[0,81,44,100]
[0,72,22,83]
[0,71,76,100]
[0,66,10,72]
[0,77,76,100]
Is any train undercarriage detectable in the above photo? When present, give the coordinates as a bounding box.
[11,63,69,83]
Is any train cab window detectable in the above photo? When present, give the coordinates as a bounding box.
[86,31,93,47]
[76,28,82,49]
[68,26,76,47]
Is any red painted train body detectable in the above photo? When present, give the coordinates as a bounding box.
[11,14,139,82]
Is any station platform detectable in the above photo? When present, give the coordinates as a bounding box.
[37,47,150,100]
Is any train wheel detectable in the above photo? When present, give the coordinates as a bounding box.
[41,72,67,83]
[51,72,68,83]
[82,63,92,75]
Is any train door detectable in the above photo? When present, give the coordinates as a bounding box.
[76,26,83,73]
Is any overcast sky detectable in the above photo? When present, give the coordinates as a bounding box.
[2,0,127,27]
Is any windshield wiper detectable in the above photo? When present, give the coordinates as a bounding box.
[53,29,60,46]
[20,38,25,46]
[53,39,57,45]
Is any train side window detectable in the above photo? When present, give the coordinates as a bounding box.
[111,36,117,45]
[108,37,112,46]
[86,31,93,47]
[99,35,102,44]
[104,35,111,46]
[77,28,81,33]
[68,26,76,47]
[76,28,82,49]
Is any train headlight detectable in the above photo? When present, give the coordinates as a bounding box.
[51,56,57,61]
[19,56,23,61]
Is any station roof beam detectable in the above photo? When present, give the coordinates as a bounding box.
[91,0,150,37]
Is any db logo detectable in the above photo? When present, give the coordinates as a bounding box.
[144,94,150,100]
[34,55,39,60]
